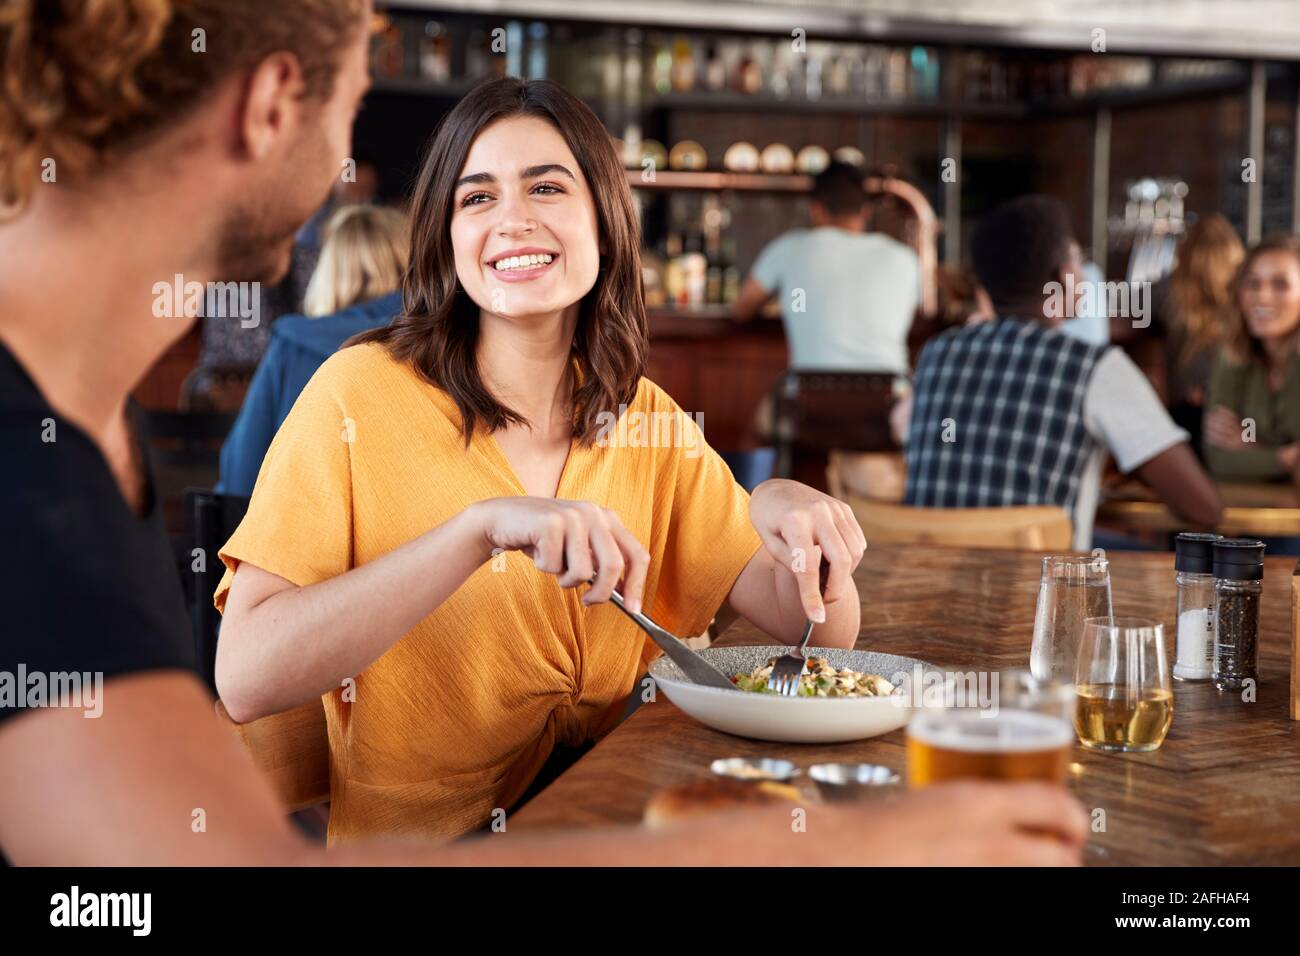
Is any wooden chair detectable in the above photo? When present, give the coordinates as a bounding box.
[214,698,331,812]
[826,449,907,504]
[1291,562,1299,720]
[833,489,1073,551]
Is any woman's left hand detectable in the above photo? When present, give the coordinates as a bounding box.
[749,479,867,622]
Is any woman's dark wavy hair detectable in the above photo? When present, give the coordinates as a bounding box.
[350,77,647,447]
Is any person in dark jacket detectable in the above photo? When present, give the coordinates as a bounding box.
[217,204,410,494]
[217,289,402,495]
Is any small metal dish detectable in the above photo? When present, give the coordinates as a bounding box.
[808,763,900,801]
[709,757,800,782]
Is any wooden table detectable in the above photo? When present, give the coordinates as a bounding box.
[509,545,1300,865]
[1097,478,1300,538]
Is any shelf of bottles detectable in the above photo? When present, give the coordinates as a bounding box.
[369,5,1256,314]
[370,8,1249,108]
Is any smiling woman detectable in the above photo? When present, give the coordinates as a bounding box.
[353,80,646,446]
[213,78,868,845]
[1204,236,1300,482]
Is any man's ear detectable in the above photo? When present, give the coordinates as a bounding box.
[239,52,306,160]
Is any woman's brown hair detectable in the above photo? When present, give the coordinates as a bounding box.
[1223,234,1300,364]
[350,77,648,448]
[0,0,364,214]
[1167,213,1244,364]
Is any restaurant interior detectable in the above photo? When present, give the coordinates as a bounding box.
[7,0,1300,892]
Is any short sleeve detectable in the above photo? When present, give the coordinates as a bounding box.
[749,233,790,295]
[643,384,763,640]
[213,352,357,613]
[1083,347,1189,473]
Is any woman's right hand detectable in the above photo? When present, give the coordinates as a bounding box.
[469,498,651,613]
[1203,405,1248,451]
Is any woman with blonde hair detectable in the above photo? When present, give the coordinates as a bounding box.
[303,203,410,316]
[1161,214,1245,440]
[1203,234,1300,484]
[217,203,411,495]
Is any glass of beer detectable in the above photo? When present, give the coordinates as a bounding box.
[906,670,1076,788]
[1074,617,1173,753]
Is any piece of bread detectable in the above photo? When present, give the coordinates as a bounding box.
[643,777,802,829]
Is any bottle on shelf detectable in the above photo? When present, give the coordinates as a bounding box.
[886,48,908,100]
[526,22,548,80]
[419,20,451,82]
[736,41,763,95]
[670,37,696,92]
[652,36,673,94]
[703,41,727,91]
[465,27,504,81]
[374,19,405,79]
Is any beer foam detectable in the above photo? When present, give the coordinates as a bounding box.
[908,708,1074,753]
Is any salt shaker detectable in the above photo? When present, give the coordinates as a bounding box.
[1173,532,1221,682]
[1212,538,1265,693]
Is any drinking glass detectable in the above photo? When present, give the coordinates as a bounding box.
[906,670,1076,788]
[1031,554,1113,683]
[1073,617,1174,753]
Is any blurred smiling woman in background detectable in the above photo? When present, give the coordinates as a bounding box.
[214,78,868,844]
[1204,235,1300,486]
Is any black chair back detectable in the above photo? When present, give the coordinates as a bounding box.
[184,489,250,693]
[771,370,902,486]
[137,410,237,535]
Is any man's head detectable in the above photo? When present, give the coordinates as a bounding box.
[0,0,373,284]
[970,195,1084,323]
[810,161,869,230]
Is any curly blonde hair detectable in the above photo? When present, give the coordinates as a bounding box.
[304,204,409,316]
[0,0,365,214]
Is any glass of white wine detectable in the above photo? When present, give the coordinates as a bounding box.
[1073,617,1174,753]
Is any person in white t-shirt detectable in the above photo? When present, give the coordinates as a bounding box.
[731,162,921,375]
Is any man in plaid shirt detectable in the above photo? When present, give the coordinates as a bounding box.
[903,196,1221,548]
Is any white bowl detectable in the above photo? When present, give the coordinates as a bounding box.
[648,645,933,744]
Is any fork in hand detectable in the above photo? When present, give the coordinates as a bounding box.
[768,617,816,697]
[767,562,830,697]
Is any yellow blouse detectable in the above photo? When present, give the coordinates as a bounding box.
[214,342,762,843]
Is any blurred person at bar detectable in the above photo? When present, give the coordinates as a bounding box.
[292,151,383,307]
[0,0,1084,866]
[217,203,407,496]
[901,196,1221,549]
[1115,213,1244,457]
[1202,235,1300,487]
[731,161,921,375]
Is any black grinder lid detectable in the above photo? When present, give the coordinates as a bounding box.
[1212,538,1266,581]
[1175,532,1222,573]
